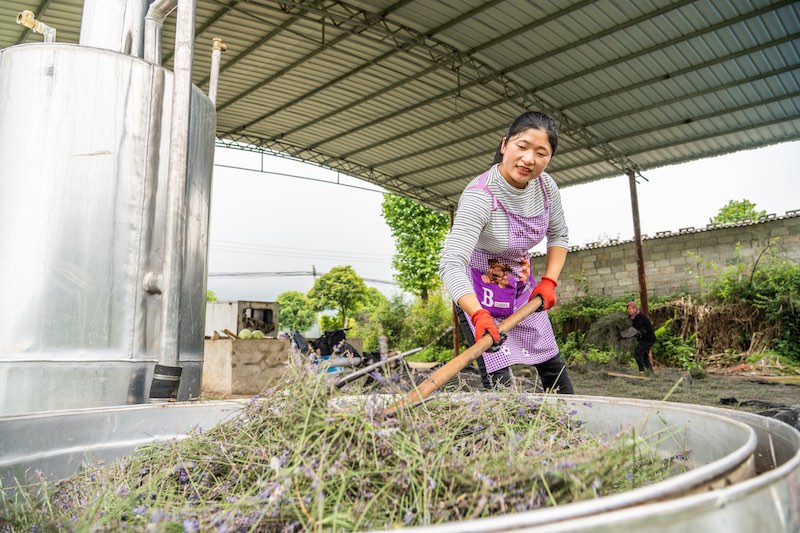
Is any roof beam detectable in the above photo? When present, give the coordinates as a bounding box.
[314,0,777,158]
[216,133,457,210]
[505,115,800,188]
[561,33,800,112]
[262,0,601,149]
[534,0,796,96]
[226,0,641,175]
[582,65,799,128]
[602,91,800,145]
[232,0,508,135]
[315,0,794,179]
[402,88,800,193]
[216,0,418,111]
[385,65,799,184]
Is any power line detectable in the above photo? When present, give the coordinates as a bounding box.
[212,240,393,258]
[210,245,393,265]
[210,240,394,264]
[208,270,397,286]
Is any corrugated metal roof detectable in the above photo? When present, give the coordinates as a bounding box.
[2,0,798,211]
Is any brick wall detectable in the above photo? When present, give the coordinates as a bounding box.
[531,211,800,303]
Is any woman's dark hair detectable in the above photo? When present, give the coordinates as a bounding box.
[492,111,558,165]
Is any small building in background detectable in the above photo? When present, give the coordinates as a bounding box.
[205,301,280,338]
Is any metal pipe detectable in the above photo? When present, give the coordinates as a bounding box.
[143,0,178,65]
[151,0,196,401]
[627,169,649,315]
[16,10,56,42]
[78,0,150,56]
[208,37,227,106]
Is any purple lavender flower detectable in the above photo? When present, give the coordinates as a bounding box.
[183,519,200,532]
[133,506,147,516]
[116,485,129,497]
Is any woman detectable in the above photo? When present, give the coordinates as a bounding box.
[439,111,574,393]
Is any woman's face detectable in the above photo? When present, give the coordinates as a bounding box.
[497,128,553,189]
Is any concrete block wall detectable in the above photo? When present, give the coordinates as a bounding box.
[202,338,293,396]
[202,337,365,396]
[532,211,800,303]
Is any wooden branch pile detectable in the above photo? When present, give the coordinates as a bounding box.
[662,297,779,357]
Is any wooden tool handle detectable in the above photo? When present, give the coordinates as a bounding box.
[384,295,543,415]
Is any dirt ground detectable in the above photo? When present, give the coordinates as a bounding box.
[565,363,800,414]
[382,361,800,416]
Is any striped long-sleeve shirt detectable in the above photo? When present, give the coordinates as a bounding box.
[439,164,569,303]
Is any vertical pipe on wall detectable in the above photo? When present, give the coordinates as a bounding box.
[143,0,178,65]
[208,37,227,106]
[152,0,196,401]
[627,170,649,316]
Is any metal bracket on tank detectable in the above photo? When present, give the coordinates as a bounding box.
[143,272,163,295]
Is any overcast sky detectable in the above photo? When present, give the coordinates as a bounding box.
[206,140,800,303]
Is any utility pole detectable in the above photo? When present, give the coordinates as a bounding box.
[627,170,649,315]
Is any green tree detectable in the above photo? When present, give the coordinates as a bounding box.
[350,290,409,351]
[710,199,766,224]
[381,194,450,302]
[206,290,217,301]
[307,265,368,326]
[277,291,316,333]
[399,290,453,352]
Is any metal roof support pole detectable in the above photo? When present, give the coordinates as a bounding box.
[449,209,460,357]
[151,0,196,403]
[627,170,649,315]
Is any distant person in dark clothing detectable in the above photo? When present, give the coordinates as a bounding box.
[626,301,656,375]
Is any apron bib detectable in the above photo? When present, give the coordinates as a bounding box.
[466,168,559,372]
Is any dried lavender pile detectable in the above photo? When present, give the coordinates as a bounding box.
[1,369,685,532]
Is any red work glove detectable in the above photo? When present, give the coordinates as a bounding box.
[469,308,501,344]
[529,276,558,311]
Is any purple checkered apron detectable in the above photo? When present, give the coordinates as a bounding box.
[466,170,560,373]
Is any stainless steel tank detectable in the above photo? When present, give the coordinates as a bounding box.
[0,42,215,415]
[1,395,797,531]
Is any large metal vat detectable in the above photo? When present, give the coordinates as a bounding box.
[0,42,215,414]
[2,394,797,531]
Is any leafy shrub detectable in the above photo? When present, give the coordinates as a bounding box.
[558,331,585,363]
[350,292,408,352]
[398,291,453,352]
[653,319,700,370]
[583,347,615,365]
[405,346,454,363]
[319,314,344,332]
[708,259,800,361]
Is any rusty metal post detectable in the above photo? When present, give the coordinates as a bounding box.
[449,209,460,357]
[627,170,649,316]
